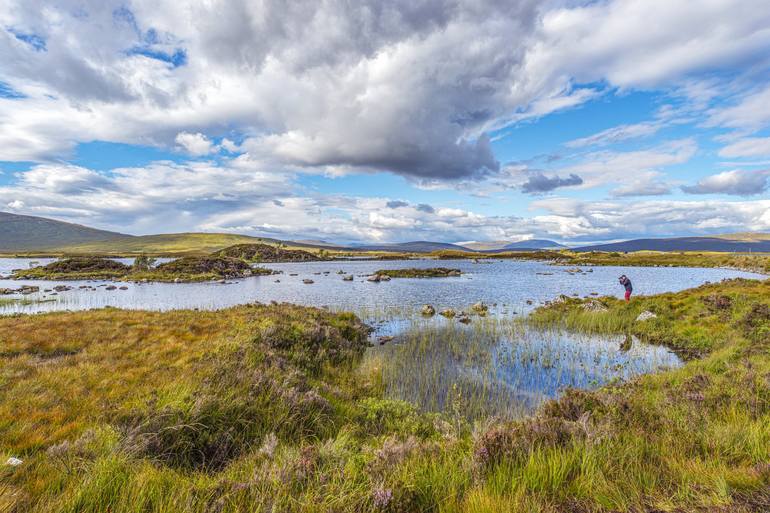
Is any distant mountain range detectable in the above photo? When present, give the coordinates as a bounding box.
[574,237,770,253]
[1,211,769,254]
[461,239,565,251]
[348,241,470,252]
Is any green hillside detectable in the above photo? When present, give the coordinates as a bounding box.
[0,212,128,252]
[55,233,296,256]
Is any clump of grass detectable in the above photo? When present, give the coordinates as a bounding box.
[374,267,462,278]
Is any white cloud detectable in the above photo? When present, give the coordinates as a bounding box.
[1,0,769,180]
[719,136,770,158]
[707,84,770,132]
[681,169,769,196]
[175,132,216,156]
[566,121,663,149]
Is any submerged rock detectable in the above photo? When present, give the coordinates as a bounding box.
[636,311,657,321]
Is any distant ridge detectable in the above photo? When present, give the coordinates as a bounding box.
[502,239,566,250]
[575,236,770,253]
[460,239,565,251]
[350,241,470,252]
[0,212,129,252]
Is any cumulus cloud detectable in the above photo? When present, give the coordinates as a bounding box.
[681,169,769,196]
[386,200,409,209]
[1,0,769,179]
[521,172,583,193]
[175,132,216,156]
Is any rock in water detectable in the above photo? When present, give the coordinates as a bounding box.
[457,314,472,324]
[421,304,436,316]
[302,279,314,284]
[636,311,657,321]
[471,302,488,315]
[367,274,381,282]
[342,275,354,281]
[439,308,456,318]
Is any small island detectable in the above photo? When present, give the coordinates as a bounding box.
[214,243,324,263]
[13,255,274,282]
[374,267,462,278]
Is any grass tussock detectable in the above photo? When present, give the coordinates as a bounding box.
[1,278,769,512]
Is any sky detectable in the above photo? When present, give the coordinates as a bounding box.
[1,0,769,244]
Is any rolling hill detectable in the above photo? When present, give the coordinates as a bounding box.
[575,236,770,253]
[0,212,129,252]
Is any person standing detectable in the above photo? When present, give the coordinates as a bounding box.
[619,275,633,301]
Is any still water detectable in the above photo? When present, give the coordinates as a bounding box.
[2,257,762,418]
[0,258,762,316]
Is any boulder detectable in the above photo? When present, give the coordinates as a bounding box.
[582,300,608,313]
[636,311,657,321]
[421,304,436,316]
[5,457,22,466]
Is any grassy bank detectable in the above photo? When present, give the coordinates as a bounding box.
[2,279,769,512]
[430,249,770,274]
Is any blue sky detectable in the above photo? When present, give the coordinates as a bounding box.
[1,1,769,243]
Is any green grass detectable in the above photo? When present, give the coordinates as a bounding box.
[1,278,769,512]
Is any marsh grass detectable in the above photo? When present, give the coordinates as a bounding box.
[1,277,768,512]
[365,315,679,422]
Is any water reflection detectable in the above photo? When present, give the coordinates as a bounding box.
[366,319,681,420]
